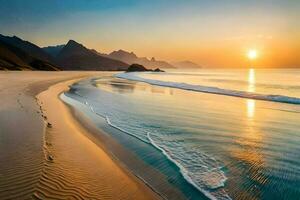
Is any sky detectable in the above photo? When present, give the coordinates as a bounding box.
[0,0,299,67]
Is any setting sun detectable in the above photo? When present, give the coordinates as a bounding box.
[247,49,258,60]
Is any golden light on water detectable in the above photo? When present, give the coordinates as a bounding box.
[247,99,256,118]
[247,69,256,118]
[248,68,255,92]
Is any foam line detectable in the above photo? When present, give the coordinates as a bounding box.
[116,72,300,105]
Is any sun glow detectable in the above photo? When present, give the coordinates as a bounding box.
[247,49,258,60]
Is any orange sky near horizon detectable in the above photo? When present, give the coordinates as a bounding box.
[79,30,299,68]
[1,1,299,68]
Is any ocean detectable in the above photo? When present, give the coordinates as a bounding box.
[61,69,300,200]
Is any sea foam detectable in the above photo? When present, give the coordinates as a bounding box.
[64,79,232,199]
[147,132,231,200]
[116,72,300,105]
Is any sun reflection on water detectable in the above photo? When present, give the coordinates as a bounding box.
[248,68,255,93]
[247,69,256,119]
[247,99,256,118]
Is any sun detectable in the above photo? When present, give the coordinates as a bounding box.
[247,49,258,60]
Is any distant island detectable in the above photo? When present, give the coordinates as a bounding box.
[172,60,202,69]
[126,63,165,72]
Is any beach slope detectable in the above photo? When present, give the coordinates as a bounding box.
[0,71,158,200]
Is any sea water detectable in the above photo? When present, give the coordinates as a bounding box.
[62,69,300,200]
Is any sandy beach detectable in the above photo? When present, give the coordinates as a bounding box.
[1,1,299,199]
[0,71,159,200]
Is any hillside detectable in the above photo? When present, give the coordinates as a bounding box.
[55,40,129,71]
[0,39,58,71]
[108,49,175,69]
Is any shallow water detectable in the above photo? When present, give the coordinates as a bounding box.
[63,69,300,200]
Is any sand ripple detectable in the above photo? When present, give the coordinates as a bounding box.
[1,73,157,200]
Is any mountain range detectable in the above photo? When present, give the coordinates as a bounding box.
[0,33,202,71]
[0,34,129,71]
[47,40,129,71]
[0,34,58,70]
[106,50,175,69]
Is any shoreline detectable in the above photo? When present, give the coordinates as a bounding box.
[36,75,160,199]
[0,71,98,199]
[60,93,188,200]
[61,95,168,200]
[0,71,159,200]
[60,76,209,200]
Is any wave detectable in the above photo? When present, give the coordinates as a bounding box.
[104,111,230,199]
[64,92,229,199]
[81,99,151,144]
[87,102,230,199]
[105,115,151,144]
[63,82,235,199]
[147,132,230,200]
[205,78,300,90]
[115,72,300,105]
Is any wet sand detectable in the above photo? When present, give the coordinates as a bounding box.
[0,71,159,200]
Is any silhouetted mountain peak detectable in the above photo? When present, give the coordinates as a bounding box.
[107,49,175,69]
[1,34,39,49]
[0,34,54,63]
[67,39,80,46]
[57,40,93,58]
[110,49,138,59]
[56,40,129,70]
[65,40,87,50]
[0,34,59,71]
[12,35,21,40]
[0,33,129,71]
